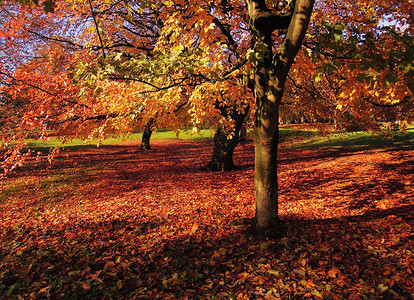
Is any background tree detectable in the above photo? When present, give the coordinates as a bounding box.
[67,0,254,166]
[140,118,155,151]
[289,0,414,132]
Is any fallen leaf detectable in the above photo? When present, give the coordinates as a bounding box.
[328,267,341,278]
[104,261,115,271]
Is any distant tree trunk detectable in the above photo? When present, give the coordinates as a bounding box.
[140,118,155,150]
[208,127,238,171]
[246,0,315,237]
[207,107,249,171]
[239,122,247,142]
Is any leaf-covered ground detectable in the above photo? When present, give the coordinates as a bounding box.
[1,139,413,299]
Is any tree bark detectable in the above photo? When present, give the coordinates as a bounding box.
[140,118,155,151]
[246,0,315,237]
[208,107,248,171]
[239,123,247,142]
[208,127,238,171]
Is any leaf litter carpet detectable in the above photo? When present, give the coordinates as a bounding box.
[0,139,413,299]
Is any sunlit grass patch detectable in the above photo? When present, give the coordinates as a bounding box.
[26,129,216,150]
[294,125,414,150]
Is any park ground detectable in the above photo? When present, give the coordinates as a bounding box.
[0,126,413,299]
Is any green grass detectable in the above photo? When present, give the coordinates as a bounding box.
[293,125,414,150]
[279,127,321,142]
[151,128,216,140]
[24,125,414,151]
[27,129,216,150]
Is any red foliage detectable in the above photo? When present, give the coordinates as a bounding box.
[0,140,413,298]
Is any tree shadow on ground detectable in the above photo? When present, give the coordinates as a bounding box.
[2,140,413,298]
[130,204,414,299]
[2,203,412,299]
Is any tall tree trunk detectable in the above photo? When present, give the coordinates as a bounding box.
[140,118,155,151]
[246,0,315,237]
[253,44,282,236]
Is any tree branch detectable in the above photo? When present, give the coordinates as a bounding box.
[52,112,122,125]
[212,18,238,52]
[88,0,106,58]
[246,0,293,34]
[26,30,84,49]
[108,75,196,92]
[368,97,408,108]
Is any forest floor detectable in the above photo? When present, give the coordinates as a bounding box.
[0,136,413,299]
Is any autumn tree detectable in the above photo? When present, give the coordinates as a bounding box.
[242,0,315,235]
[1,0,413,237]
[67,0,254,167]
[285,0,414,132]
[68,0,252,165]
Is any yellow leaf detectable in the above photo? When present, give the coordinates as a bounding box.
[204,23,215,33]
[377,284,388,293]
[171,44,184,54]
[312,290,323,298]
[164,0,174,7]
[268,269,283,278]
[38,286,50,294]
[190,223,199,234]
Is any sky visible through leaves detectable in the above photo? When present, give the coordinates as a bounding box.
[0,137,413,299]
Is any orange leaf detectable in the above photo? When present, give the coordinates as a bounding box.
[104,261,115,271]
[328,266,341,278]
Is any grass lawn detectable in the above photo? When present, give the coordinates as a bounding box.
[26,128,216,150]
[294,125,414,150]
[26,124,414,151]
